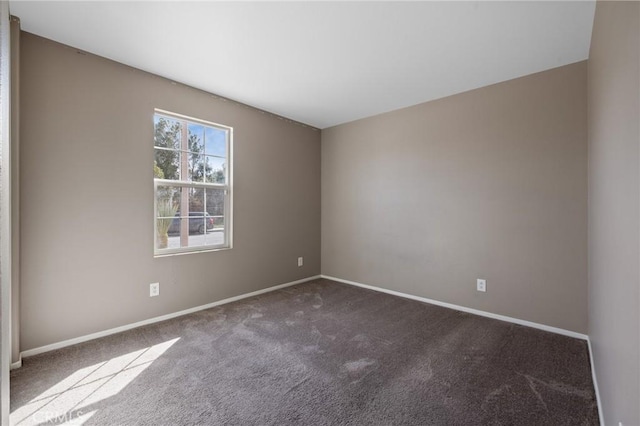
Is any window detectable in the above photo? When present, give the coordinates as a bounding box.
[153,110,232,255]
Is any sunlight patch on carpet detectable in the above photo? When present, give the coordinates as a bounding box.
[10,338,179,425]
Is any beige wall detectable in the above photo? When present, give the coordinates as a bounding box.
[322,62,588,333]
[587,2,640,425]
[19,33,321,350]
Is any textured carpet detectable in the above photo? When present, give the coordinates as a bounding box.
[10,279,599,425]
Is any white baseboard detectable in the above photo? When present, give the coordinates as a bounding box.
[320,275,588,340]
[18,275,322,360]
[587,337,604,425]
[10,356,21,370]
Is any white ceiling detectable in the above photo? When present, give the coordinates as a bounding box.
[9,1,595,129]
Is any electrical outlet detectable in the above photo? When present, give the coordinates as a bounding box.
[298,257,304,267]
[477,279,487,292]
[150,282,160,297]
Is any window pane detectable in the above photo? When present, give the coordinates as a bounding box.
[205,212,224,243]
[188,123,204,154]
[187,153,206,182]
[205,126,227,157]
[156,186,181,249]
[156,185,182,210]
[205,188,225,245]
[188,187,205,212]
[154,115,182,150]
[204,227,224,246]
[205,156,226,184]
[154,148,181,180]
[205,188,225,217]
[167,217,184,239]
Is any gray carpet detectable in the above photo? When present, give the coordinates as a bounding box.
[10,279,599,425]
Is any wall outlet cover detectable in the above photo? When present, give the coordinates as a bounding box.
[150,282,160,297]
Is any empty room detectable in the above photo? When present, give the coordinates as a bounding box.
[0,0,638,425]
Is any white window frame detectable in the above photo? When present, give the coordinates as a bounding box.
[153,109,233,257]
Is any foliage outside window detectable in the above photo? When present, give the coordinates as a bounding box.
[154,110,232,255]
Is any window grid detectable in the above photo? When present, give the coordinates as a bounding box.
[153,109,232,256]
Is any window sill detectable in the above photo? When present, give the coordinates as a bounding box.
[154,245,232,258]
